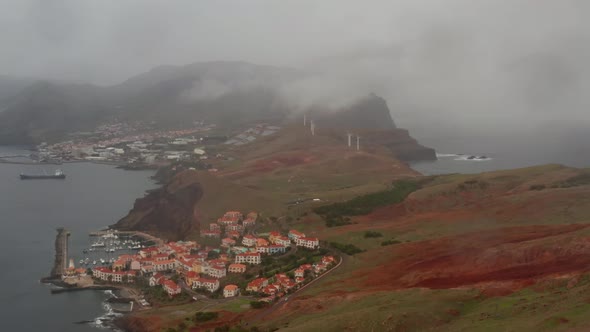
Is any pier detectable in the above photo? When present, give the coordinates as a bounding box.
[50,227,70,278]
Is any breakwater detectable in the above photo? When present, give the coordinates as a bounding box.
[50,227,69,278]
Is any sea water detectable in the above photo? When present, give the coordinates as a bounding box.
[0,147,155,331]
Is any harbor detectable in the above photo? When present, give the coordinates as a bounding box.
[75,230,158,269]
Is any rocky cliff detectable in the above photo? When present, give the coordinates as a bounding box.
[314,94,436,161]
[313,94,396,131]
[113,171,203,241]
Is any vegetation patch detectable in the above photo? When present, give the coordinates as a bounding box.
[314,180,420,226]
[250,301,270,309]
[329,242,365,255]
[554,173,590,188]
[194,311,219,322]
[364,231,383,238]
[381,239,401,246]
[529,184,546,191]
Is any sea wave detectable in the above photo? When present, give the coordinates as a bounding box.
[454,155,493,162]
[436,153,460,158]
[88,292,123,331]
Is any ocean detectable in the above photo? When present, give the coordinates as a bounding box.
[0,147,155,331]
[410,132,590,175]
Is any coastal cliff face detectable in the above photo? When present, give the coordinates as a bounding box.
[364,129,437,161]
[314,94,436,161]
[313,94,397,131]
[113,171,203,241]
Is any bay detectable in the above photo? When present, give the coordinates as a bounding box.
[0,147,155,331]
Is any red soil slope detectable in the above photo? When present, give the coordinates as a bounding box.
[362,224,590,291]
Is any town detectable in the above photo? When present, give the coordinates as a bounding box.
[26,120,281,169]
[63,210,338,309]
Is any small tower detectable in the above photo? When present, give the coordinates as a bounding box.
[356,136,360,151]
[347,133,352,148]
[68,258,75,269]
[310,120,316,136]
[303,114,307,127]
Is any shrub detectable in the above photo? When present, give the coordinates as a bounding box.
[194,311,219,322]
[529,184,546,191]
[329,242,364,255]
[381,239,401,246]
[364,231,383,238]
[250,301,270,309]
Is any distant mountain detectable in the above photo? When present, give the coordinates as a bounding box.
[0,75,36,101]
[0,62,299,143]
[0,81,112,144]
[0,61,434,161]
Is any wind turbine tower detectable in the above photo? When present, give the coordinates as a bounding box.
[310,120,316,136]
[356,135,360,151]
[303,114,307,127]
[347,133,352,148]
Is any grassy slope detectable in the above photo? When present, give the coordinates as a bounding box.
[215,125,419,201]
[172,170,285,237]
[257,165,590,332]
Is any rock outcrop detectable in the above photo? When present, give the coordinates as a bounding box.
[113,171,203,241]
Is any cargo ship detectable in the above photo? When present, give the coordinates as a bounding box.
[20,169,66,180]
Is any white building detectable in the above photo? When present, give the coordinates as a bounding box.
[242,235,257,247]
[192,278,220,293]
[235,252,261,265]
[205,265,227,279]
[223,284,240,298]
[295,237,320,249]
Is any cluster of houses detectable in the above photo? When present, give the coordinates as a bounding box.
[245,255,337,301]
[90,210,331,300]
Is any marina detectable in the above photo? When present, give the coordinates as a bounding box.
[74,230,156,269]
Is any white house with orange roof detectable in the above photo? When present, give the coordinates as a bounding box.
[163,280,182,296]
[268,231,282,244]
[192,277,220,292]
[288,230,305,242]
[223,284,240,298]
[149,273,165,286]
[228,263,247,273]
[246,278,268,292]
[153,259,176,271]
[217,211,243,225]
[275,236,291,247]
[294,268,305,278]
[204,265,227,279]
[295,237,320,249]
[242,234,257,247]
[242,217,256,228]
[322,256,336,265]
[130,260,141,271]
[235,252,261,265]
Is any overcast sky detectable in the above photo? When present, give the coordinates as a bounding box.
[1,0,589,153]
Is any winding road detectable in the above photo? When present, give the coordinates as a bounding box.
[246,254,346,324]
